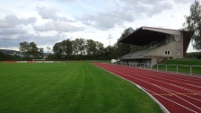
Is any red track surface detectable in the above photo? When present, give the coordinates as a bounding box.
[94,63,201,113]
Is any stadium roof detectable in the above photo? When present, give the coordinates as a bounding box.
[119,26,181,46]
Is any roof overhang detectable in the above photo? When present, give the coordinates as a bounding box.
[119,26,181,46]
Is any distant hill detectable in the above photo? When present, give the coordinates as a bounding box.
[0,49,21,55]
[0,49,51,58]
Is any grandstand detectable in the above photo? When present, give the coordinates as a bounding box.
[119,26,191,67]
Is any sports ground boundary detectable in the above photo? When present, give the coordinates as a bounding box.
[1,61,54,63]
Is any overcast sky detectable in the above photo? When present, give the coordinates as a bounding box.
[0,0,199,52]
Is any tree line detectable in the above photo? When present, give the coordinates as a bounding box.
[50,38,106,60]
[49,27,138,60]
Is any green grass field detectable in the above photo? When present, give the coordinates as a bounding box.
[155,59,201,75]
[0,63,163,113]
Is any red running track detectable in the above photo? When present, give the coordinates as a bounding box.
[94,63,201,113]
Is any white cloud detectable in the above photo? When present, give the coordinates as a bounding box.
[0,32,64,49]
[0,27,27,36]
[36,6,75,22]
[78,0,173,30]
[172,0,195,4]
[36,7,58,20]
[0,14,36,28]
[34,20,84,32]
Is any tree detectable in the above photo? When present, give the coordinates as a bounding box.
[104,46,115,59]
[95,41,104,55]
[53,42,63,59]
[0,51,7,60]
[183,0,201,50]
[47,47,52,53]
[28,42,38,57]
[52,39,73,60]
[62,39,72,56]
[51,38,106,60]
[86,39,96,55]
[38,48,44,58]
[72,38,86,55]
[19,41,44,58]
[119,27,134,40]
[19,41,29,57]
[114,27,140,58]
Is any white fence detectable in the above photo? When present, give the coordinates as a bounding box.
[156,64,201,75]
[2,61,54,63]
[118,63,201,76]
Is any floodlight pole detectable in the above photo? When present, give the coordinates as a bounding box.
[108,33,112,46]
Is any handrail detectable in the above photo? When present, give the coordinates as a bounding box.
[117,62,201,76]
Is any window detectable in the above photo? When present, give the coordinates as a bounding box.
[165,50,171,55]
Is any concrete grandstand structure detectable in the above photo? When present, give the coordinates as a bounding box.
[119,26,191,67]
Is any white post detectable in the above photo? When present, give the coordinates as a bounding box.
[157,65,158,71]
[190,66,192,76]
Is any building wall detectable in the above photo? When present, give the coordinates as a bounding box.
[151,58,158,66]
[147,32,184,59]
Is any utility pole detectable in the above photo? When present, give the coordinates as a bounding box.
[108,33,112,46]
